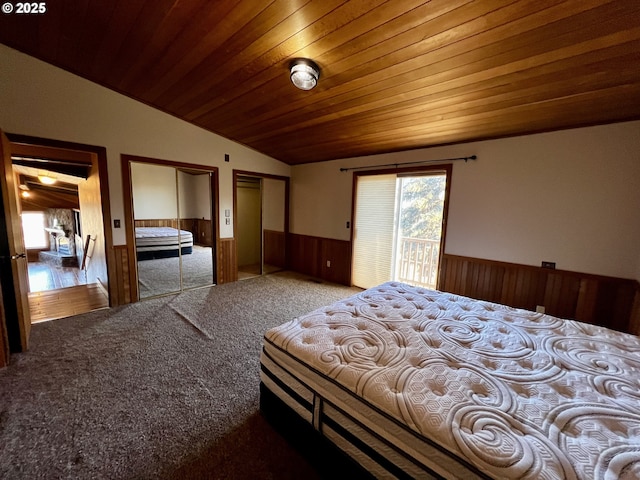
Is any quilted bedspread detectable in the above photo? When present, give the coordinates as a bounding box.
[265,282,640,479]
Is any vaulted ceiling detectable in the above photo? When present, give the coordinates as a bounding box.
[1,0,639,165]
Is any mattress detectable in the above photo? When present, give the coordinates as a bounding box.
[261,281,640,479]
[135,226,193,260]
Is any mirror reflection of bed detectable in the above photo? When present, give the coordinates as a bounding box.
[131,163,215,299]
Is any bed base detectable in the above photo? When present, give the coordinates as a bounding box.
[136,246,193,261]
[260,382,376,479]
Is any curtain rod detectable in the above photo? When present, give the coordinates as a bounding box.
[339,155,477,172]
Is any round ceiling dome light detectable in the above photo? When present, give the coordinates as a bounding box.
[290,59,320,91]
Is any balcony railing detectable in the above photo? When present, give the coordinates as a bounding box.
[396,237,440,289]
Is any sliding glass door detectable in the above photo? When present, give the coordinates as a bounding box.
[352,174,397,288]
[352,167,450,290]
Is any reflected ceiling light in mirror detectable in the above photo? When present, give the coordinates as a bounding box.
[38,172,57,185]
[290,59,320,91]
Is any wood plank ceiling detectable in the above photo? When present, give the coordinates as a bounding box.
[1,0,639,165]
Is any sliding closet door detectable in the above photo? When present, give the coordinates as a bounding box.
[131,163,181,298]
[262,178,286,274]
[178,169,215,289]
[236,177,262,276]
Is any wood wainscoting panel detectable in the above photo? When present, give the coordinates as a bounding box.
[288,233,321,279]
[288,233,351,285]
[112,245,133,305]
[439,254,638,333]
[198,219,213,247]
[134,219,179,228]
[180,218,213,247]
[264,230,286,269]
[218,238,237,284]
[321,238,352,285]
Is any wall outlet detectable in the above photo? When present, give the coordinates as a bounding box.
[536,305,546,314]
[326,260,331,268]
[541,261,556,269]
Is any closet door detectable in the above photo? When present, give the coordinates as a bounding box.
[131,163,181,298]
[262,178,286,274]
[236,176,262,276]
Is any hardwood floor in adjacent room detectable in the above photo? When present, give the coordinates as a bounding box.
[28,261,86,292]
[27,262,109,323]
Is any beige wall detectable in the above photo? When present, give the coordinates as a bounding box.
[263,178,286,232]
[130,163,177,220]
[0,45,290,244]
[179,172,211,220]
[291,121,640,280]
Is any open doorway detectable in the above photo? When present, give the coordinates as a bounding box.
[352,165,452,290]
[8,136,111,324]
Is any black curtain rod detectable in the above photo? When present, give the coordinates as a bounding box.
[339,155,477,172]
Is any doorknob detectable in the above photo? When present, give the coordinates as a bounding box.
[11,253,26,260]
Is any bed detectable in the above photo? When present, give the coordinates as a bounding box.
[260,281,640,479]
[135,226,193,260]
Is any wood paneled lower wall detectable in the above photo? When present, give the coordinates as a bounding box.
[287,233,351,285]
[264,230,286,268]
[112,245,133,305]
[134,219,178,228]
[440,254,639,334]
[218,238,237,284]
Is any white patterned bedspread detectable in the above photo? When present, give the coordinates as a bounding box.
[264,282,640,479]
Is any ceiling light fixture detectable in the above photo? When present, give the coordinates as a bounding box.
[38,172,57,185]
[290,59,320,91]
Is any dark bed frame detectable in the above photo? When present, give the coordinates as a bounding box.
[259,381,378,480]
[136,245,192,261]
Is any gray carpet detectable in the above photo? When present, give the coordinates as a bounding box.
[138,245,215,298]
[0,272,361,479]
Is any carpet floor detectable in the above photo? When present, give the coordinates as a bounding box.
[0,272,361,479]
[137,245,215,298]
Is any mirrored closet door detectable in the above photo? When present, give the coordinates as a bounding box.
[129,161,216,299]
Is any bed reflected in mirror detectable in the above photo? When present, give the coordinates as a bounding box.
[130,162,215,299]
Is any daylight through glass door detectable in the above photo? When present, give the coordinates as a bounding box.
[352,171,447,290]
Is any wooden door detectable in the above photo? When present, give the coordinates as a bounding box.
[0,130,31,352]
